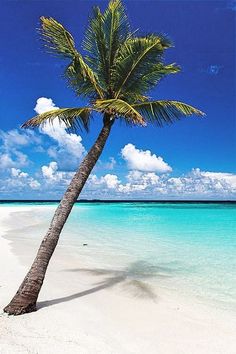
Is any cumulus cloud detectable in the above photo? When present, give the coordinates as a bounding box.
[85,168,236,199]
[127,170,159,185]
[87,173,120,190]
[34,97,86,170]
[34,97,59,114]
[11,167,28,178]
[42,161,58,180]
[200,171,236,188]
[7,167,41,190]
[41,161,73,185]
[120,171,160,193]
[154,168,236,197]
[121,143,172,173]
[87,171,160,194]
[1,160,235,199]
[102,174,120,189]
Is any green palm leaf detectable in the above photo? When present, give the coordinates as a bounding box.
[40,17,105,99]
[94,99,146,126]
[83,6,106,85]
[40,17,77,58]
[113,35,172,98]
[21,108,92,132]
[103,0,131,88]
[133,100,205,126]
[65,55,105,99]
[122,63,180,101]
[83,0,130,91]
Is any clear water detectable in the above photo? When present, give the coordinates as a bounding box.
[1,202,236,310]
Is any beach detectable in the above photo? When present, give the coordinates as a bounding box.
[0,204,236,354]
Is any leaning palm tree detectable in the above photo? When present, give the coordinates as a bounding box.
[4,0,204,315]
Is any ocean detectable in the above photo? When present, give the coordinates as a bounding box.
[1,201,236,311]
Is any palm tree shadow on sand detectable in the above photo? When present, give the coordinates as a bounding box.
[38,261,175,310]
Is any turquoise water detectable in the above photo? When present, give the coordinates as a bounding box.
[1,202,236,310]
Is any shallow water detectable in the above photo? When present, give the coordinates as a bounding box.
[1,202,236,310]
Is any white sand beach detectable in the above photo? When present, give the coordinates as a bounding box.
[0,206,236,354]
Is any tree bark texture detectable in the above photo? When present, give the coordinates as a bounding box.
[4,115,114,315]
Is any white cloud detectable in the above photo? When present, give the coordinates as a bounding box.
[157,168,236,197]
[200,171,236,189]
[41,161,73,185]
[11,167,28,178]
[1,160,235,199]
[42,161,58,180]
[85,168,236,199]
[6,167,41,190]
[0,153,15,169]
[0,128,41,170]
[127,170,159,185]
[86,171,160,194]
[113,171,161,194]
[0,129,41,148]
[87,173,120,190]
[0,151,29,169]
[34,97,86,170]
[34,97,59,114]
[102,174,120,189]
[121,143,172,173]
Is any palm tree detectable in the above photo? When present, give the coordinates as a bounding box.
[4,0,204,315]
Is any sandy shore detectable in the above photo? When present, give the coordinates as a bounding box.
[0,206,236,354]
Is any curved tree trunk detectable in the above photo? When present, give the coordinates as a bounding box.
[4,114,114,316]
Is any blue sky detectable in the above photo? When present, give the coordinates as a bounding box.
[0,0,235,200]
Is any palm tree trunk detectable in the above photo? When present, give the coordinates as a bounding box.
[4,114,114,315]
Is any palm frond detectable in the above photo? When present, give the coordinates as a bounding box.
[103,0,131,89]
[113,35,172,98]
[83,0,131,91]
[121,63,180,102]
[65,55,105,99]
[94,99,146,126]
[40,17,77,58]
[21,108,92,132]
[83,6,108,88]
[133,100,205,126]
[40,17,105,99]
